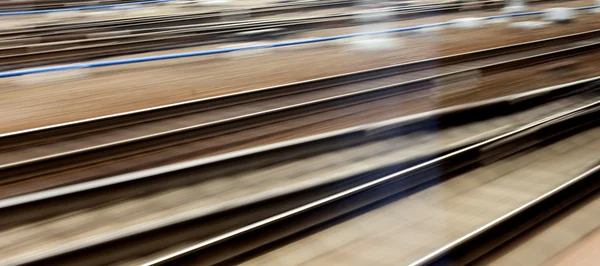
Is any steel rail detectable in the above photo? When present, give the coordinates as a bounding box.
[1,29,596,149]
[0,0,160,13]
[1,37,598,183]
[2,17,599,70]
[0,0,584,69]
[2,3,596,78]
[145,92,600,266]
[410,152,600,266]
[0,2,455,39]
[1,78,599,265]
[0,76,596,224]
[0,0,491,39]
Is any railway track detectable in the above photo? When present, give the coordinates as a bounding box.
[4,0,447,32]
[1,31,599,196]
[0,1,476,70]
[1,78,599,265]
[1,2,596,266]
[0,0,593,69]
[0,0,395,37]
[0,0,146,11]
[472,176,600,265]
[0,0,568,39]
[0,21,597,71]
[0,0,584,69]
[230,95,600,266]
[0,1,473,69]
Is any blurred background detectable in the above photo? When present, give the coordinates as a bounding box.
[0,0,600,265]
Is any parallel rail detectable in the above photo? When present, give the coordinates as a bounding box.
[158,88,600,266]
[0,0,147,12]
[2,78,598,265]
[0,0,578,69]
[0,0,453,35]
[0,2,476,69]
[1,32,599,184]
[412,137,600,265]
